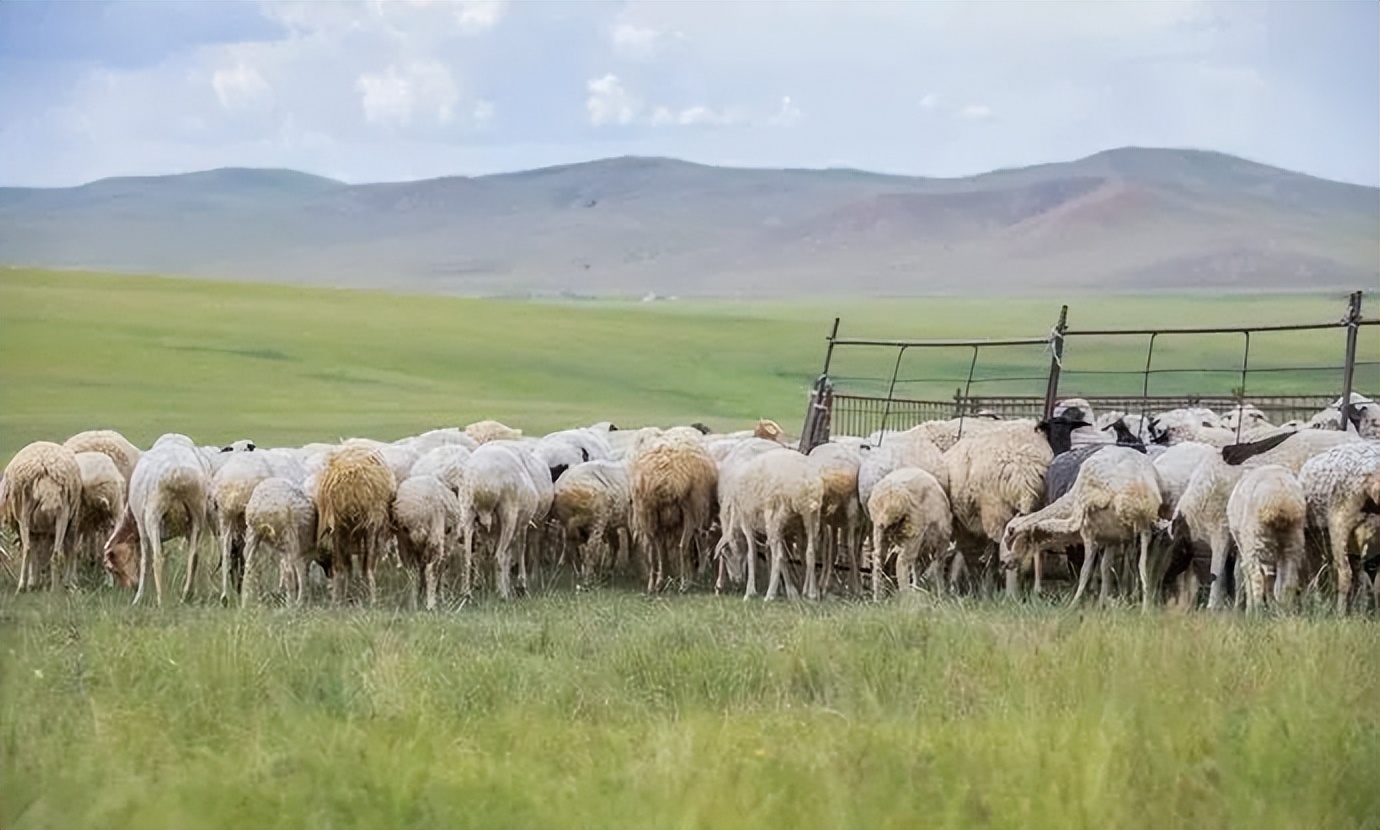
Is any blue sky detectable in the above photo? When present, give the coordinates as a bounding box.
[1,1,1376,187]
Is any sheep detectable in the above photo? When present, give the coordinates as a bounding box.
[550,459,631,585]
[808,441,865,596]
[944,420,1055,593]
[628,427,718,593]
[314,444,397,605]
[241,477,320,607]
[867,468,951,601]
[210,452,278,604]
[1053,398,1108,450]
[713,438,794,594]
[390,475,462,610]
[717,447,823,600]
[410,445,472,497]
[458,442,543,599]
[858,425,949,511]
[3,441,83,592]
[1308,393,1380,438]
[103,437,215,606]
[1298,442,1380,613]
[397,428,480,456]
[1177,429,1362,610]
[1221,404,1273,435]
[63,429,141,485]
[1227,465,1307,612]
[1000,446,1162,608]
[72,452,126,587]
[340,438,417,485]
[1152,441,1219,608]
[1148,408,1238,447]
[909,416,1013,453]
[465,419,523,445]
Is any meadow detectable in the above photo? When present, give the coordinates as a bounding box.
[2,267,1378,829]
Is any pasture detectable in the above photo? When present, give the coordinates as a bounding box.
[2,267,1378,829]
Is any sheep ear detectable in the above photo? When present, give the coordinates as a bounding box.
[220,446,234,453]
[550,464,568,483]
[246,443,256,452]
[1035,420,1051,435]
[1221,431,1295,465]
[580,447,590,463]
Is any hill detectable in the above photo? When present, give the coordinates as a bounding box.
[0,148,1375,296]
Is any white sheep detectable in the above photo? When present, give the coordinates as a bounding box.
[410,445,472,497]
[63,429,141,485]
[551,459,631,585]
[72,451,126,588]
[465,419,523,445]
[867,468,951,601]
[944,420,1052,592]
[1227,465,1307,612]
[717,447,823,600]
[1307,393,1380,438]
[314,444,397,605]
[712,438,788,594]
[858,425,949,511]
[103,436,215,606]
[808,441,865,597]
[397,428,479,456]
[1297,442,1380,613]
[1148,407,1238,446]
[1177,429,1361,610]
[1000,447,1163,608]
[3,441,83,592]
[458,442,544,599]
[391,475,462,610]
[909,416,1013,453]
[629,427,718,593]
[241,477,319,607]
[1220,404,1273,435]
[211,452,278,604]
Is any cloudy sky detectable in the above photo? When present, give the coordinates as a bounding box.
[1,1,1376,187]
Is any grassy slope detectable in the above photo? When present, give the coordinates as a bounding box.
[1,267,1374,459]
[1,593,1376,830]
[2,268,1378,828]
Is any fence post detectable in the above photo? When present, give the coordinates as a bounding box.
[799,318,841,453]
[1042,305,1069,420]
[1338,291,1363,432]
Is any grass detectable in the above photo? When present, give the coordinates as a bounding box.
[2,267,1378,828]
[1,267,1375,461]
[2,590,1377,830]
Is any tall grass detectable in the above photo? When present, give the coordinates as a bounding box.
[2,591,1376,830]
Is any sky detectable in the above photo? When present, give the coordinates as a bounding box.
[1,0,1377,188]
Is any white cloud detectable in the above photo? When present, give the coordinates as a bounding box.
[357,62,458,127]
[651,104,743,127]
[769,95,802,127]
[919,92,939,109]
[959,104,993,119]
[212,63,271,111]
[586,74,640,126]
[472,98,494,126]
[455,1,505,34]
[612,22,661,58]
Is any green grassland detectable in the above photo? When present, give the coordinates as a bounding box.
[2,268,1379,829]
[1,267,1374,460]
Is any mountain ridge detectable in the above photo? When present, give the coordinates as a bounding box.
[1,147,1375,296]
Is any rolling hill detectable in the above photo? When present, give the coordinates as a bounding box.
[0,147,1375,296]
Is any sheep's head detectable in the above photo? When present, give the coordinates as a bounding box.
[101,508,140,589]
[1035,416,1091,455]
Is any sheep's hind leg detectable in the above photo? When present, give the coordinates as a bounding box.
[1069,531,1099,608]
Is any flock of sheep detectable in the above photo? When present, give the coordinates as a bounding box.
[2,392,1378,614]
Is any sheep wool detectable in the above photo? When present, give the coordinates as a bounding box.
[629,428,718,593]
[465,419,524,445]
[3,441,83,592]
[1227,465,1307,612]
[316,444,397,605]
[1297,442,1380,612]
[64,429,142,485]
[867,467,951,601]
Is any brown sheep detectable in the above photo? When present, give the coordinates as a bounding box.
[3,442,84,591]
[315,444,397,605]
[629,427,718,592]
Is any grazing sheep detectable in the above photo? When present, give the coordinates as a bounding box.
[397,428,479,456]
[808,441,865,596]
[1178,429,1361,610]
[718,448,823,600]
[242,477,320,607]
[72,452,126,587]
[410,445,472,497]
[315,444,397,605]
[867,468,951,601]
[1000,447,1162,608]
[1227,465,1307,612]
[858,425,949,510]
[390,475,462,610]
[1298,442,1380,613]
[104,436,215,606]
[909,416,1013,453]
[1151,441,1219,608]
[713,438,793,594]
[211,452,277,604]
[466,419,523,445]
[550,459,631,584]
[944,420,1055,592]
[1307,393,1380,438]
[63,429,141,485]
[629,427,718,593]
[458,442,543,599]
[1149,408,1238,447]
[3,441,83,592]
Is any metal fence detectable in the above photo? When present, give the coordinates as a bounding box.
[799,291,1378,450]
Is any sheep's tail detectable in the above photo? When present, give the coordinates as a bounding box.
[33,478,65,516]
